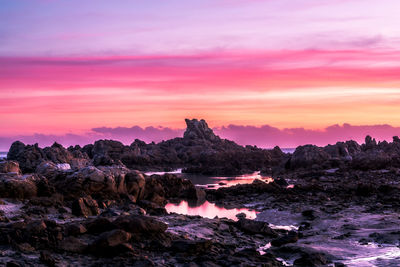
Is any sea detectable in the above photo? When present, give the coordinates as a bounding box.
[0,152,8,160]
[281,148,295,154]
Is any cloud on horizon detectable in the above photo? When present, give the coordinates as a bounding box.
[1,123,400,151]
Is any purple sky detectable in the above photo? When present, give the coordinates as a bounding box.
[1,1,400,150]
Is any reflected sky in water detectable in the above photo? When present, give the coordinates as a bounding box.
[145,169,274,189]
[165,200,258,221]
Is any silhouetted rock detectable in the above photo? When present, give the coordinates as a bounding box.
[288,145,331,170]
[8,142,46,173]
[183,118,219,141]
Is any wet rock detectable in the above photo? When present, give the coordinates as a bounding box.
[137,200,167,215]
[35,161,60,179]
[59,236,88,253]
[6,261,22,267]
[64,223,87,236]
[301,209,316,220]
[293,251,329,266]
[149,173,204,201]
[236,218,278,237]
[271,231,299,247]
[368,232,400,245]
[72,196,100,217]
[171,239,212,254]
[39,250,56,266]
[113,215,168,234]
[85,217,115,234]
[143,176,166,205]
[275,177,288,186]
[88,229,132,256]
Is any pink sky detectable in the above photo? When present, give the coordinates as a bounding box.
[1,0,400,149]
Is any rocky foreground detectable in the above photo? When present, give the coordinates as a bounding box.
[1,119,400,266]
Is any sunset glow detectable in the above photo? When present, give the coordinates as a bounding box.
[1,0,400,148]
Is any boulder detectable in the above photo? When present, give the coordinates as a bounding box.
[85,217,115,234]
[0,174,39,198]
[57,166,117,198]
[236,218,278,237]
[59,236,88,253]
[88,229,132,256]
[72,196,100,217]
[288,145,331,169]
[113,215,168,234]
[271,231,299,247]
[0,161,21,174]
[35,161,60,179]
[124,171,145,202]
[7,141,46,173]
[43,142,74,164]
[92,140,127,166]
[64,223,87,236]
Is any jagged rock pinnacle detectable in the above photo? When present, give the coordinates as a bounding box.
[183,119,219,141]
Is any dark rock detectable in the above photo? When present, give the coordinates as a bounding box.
[85,217,115,234]
[64,223,87,236]
[0,161,21,174]
[40,250,56,266]
[124,171,145,202]
[275,177,288,186]
[171,239,212,254]
[293,251,329,266]
[88,229,132,256]
[288,145,331,170]
[236,218,278,237]
[113,215,168,234]
[92,140,127,166]
[301,209,316,220]
[6,261,22,267]
[59,236,88,253]
[0,174,39,198]
[184,118,219,142]
[72,196,100,217]
[271,231,299,247]
[7,141,46,173]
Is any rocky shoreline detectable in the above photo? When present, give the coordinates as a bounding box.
[1,119,399,266]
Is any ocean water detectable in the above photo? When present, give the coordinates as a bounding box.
[0,152,7,160]
[281,148,295,154]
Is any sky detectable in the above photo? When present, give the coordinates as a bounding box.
[1,0,400,149]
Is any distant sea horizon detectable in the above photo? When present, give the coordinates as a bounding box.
[0,152,8,159]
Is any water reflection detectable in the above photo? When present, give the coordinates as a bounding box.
[184,171,274,189]
[145,169,275,190]
[144,168,183,176]
[165,200,258,221]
